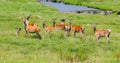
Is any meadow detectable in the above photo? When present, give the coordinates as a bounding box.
[64,0,120,12]
[0,0,120,63]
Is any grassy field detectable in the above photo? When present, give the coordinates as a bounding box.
[64,0,120,12]
[0,0,120,63]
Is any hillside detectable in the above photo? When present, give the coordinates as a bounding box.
[64,0,120,12]
[0,0,120,63]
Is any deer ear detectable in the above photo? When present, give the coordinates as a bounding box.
[96,23,99,25]
[27,14,32,20]
[92,24,97,27]
[28,14,32,17]
[42,21,46,23]
[68,18,72,22]
[21,17,24,21]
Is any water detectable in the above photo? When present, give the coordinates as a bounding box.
[40,1,98,13]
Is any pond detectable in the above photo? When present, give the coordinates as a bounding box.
[39,0,113,15]
[39,0,99,13]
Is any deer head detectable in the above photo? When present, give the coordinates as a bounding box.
[42,21,46,29]
[92,24,97,33]
[21,14,32,26]
[61,18,65,24]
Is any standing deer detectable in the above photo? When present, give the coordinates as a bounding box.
[54,18,66,30]
[92,24,111,43]
[42,18,57,38]
[66,19,85,37]
[42,18,56,32]
[54,18,71,37]
[21,14,42,39]
[64,19,72,37]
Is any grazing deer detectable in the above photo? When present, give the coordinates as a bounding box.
[21,14,42,39]
[67,19,85,37]
[92,24,111,43]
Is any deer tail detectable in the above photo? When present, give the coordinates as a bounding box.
[107,29,111,32]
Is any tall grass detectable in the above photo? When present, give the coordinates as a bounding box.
[0,0,120,63]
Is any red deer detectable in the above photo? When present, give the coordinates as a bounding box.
[21,14,42,39]
[66,19,85,37]
[42,18,70,37]
[72,25,85,37]
[55,18,66,30]
[54,18,72,37]
[92,24,111,43]
[42,18,57,33]
[42,18,57,38]
[64,19,72,37]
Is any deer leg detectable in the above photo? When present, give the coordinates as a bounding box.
[107,37,110,44]
[79,31,83,37]
[73,31,76,37]
[43,30,47,38]
[64,31,68,38]
[66,31,69,37]
[36,32,42,39]
[80,31,84,41]
[108,33,110,44]
[96,36,100,42]
[81,32,84,38]
[106,35,110,44]
[48,31,52,38]
[67,30,71,37]
[25,30,29,37]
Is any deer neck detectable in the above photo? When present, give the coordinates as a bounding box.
[81,27,84,34]
[23,20,29,29]
[25,20,29,25]
[61,22,65,25]
[42,23,46,29]
[53,22,56,27]
[68,22,72,31]
[52,20,56,27]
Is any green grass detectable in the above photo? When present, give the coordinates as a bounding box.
[0,0,120,63]
[64,0,120,12]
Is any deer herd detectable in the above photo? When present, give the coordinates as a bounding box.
[16,14,111,43]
